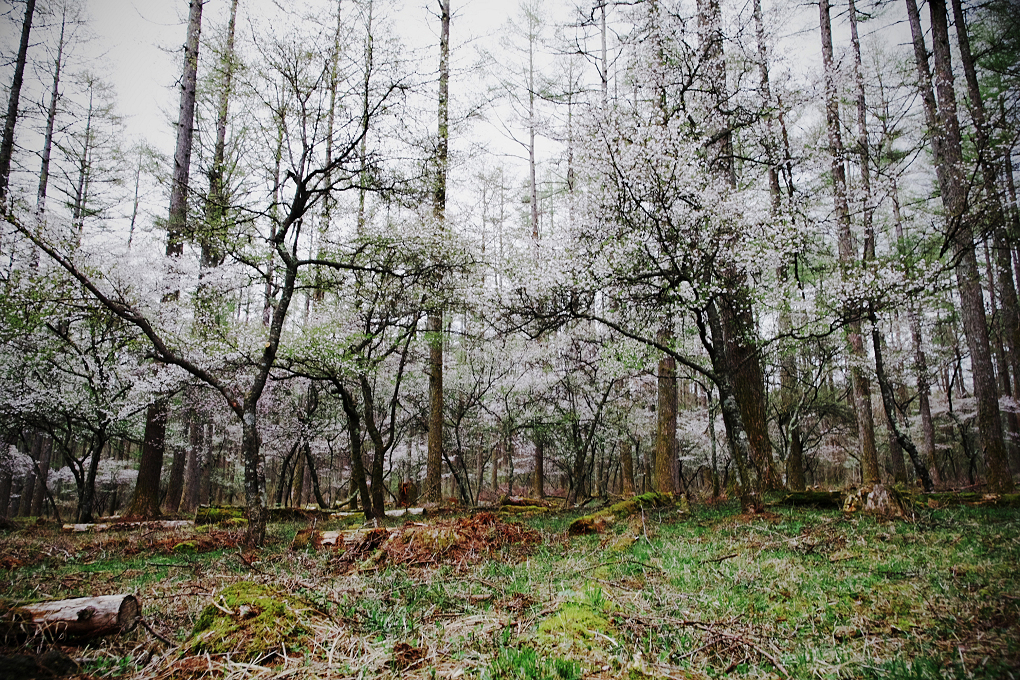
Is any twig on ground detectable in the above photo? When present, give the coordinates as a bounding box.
[137,617,175,646]
[700,552,738,564]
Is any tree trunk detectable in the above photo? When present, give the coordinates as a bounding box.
[77,432,106,523]
[135,0,203,517]
[705,302,760,509]
[532,435,544,498]
[167,0,203,257]
[29,435,51,517]
[303,441,328,509]
[18,437,36,517]
[0,0,35,205]
[654,331,677,494]
[201,0,239,268]
[163,409,189,513]
[621,438,635,496]
[36,7,66,213]
[424,0,451,505]
[240,409,266,546]
[926,0,1013,492]
[951,0,1020,472]
[700,0,778,491]
[181,416,204,514]
[820,0,881,485]
[124,401,166,519]
[338,385,373,519]
[871,317,935,491]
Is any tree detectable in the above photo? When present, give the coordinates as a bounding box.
[123,0,204,520]
[818,0,881,487]
[423,0,451,506]
[0,0,35,206]
[909,0,1013,492]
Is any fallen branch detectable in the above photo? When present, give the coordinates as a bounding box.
[62,520,194,533]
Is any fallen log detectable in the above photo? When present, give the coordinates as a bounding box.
[62,520,193,533]
[914,492,1020,508]
[1,594,140,642]
[770,491,843,510]
[568,492,677,536]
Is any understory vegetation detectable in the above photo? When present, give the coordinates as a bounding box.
[2,502,1017,679]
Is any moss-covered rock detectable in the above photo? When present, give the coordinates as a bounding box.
[171,541,197,554]
[188,582,321,660]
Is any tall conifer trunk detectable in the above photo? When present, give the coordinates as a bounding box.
[819,0,881,485]
[127,0,203,519]
[424,0,451,505]
[918,0,1013,492]
[0,0,34,205]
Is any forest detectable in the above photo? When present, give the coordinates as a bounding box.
[0,0,1018,677]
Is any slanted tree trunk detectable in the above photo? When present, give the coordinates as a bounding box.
[871,317,935,491]
[302,441,328,509]
[338,385,373,518]
[951,0,1020,471]
[0,0,34,205]
[704,301,760,510]
[700,0,779,491]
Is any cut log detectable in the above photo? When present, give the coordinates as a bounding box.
[1,595,140,642]
[62,520,193,533]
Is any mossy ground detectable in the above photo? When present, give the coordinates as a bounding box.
[0,502,1017,679]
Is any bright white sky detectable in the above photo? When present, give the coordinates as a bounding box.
[82,0,524,153]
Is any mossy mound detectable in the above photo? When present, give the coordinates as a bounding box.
[189,582,322,661]
[194,506,244,526]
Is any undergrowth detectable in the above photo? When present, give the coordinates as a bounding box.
[0,503,1017,679]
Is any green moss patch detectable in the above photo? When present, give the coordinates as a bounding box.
[537,586,616,656]
[193,506,244,526]
[188,582,323,661]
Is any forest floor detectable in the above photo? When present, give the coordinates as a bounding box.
[0,499,1018,680]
